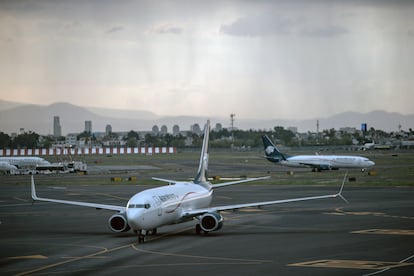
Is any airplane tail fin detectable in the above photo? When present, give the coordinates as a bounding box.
[194,120,210,187]
[262,135,286,162]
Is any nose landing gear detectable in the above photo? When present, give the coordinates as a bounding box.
[135,228,158,244]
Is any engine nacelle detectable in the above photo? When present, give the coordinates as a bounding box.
[108,213,131,232]
[200,212,223,232]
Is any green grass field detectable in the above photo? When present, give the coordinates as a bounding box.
[35,148,414,187]
[2,148,413,187]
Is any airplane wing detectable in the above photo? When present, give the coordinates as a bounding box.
[152,176,270,187]
[30,176,126,212]
[152,177,178,185]
[183,174,348,217]
[211,176,270,188]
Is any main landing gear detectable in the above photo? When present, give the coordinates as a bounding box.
[135,228,157,244]
[195,224,208,235]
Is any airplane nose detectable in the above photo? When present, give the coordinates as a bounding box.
[368,161,375,167]
[126,209,143,230]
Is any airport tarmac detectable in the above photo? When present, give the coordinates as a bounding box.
[0,181,413,275]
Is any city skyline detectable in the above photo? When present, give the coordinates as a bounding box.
[1,1,413,121]
[0,100,412,135]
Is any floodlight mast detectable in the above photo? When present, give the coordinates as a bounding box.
[230,113,235,147]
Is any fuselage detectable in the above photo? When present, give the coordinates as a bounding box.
[126,182,213,231]
[0,157,50,169]
[281,155,375,169]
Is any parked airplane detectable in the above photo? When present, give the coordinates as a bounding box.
[362,141,376,150]
[361,141,392,150]
[31,121,347,243]
[0,156,50,172]
[262,135,375,172]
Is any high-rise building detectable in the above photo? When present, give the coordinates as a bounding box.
[85,120,92,133]
[173,125,180,136]
[152,125,159,135]
[160,125,168,135]
[105,124,112,136]
[53,116,62,137]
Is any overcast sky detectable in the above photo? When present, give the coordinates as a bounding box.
[0,0,413,120]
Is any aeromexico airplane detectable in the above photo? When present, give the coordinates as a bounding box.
[0,156,50,172]
[31,121,347,243]
[262,135,375,172]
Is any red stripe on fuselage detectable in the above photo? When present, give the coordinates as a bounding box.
[165,192,197,214]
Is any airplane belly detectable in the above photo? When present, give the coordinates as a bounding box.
[281,160,303,167]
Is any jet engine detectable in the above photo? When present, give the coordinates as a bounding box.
[200,212,223,232]
[108,213,131,232]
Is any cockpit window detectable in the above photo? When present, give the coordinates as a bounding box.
[128,204,151,209]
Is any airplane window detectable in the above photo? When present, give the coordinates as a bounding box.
[128,204,149,209]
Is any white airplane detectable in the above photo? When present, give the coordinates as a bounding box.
[362,141,376,150]
[0,156,50,172]
[31,121,347,243]
[263,135,375,172]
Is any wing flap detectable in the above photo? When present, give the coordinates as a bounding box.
[183,193,338,217]
[183,175,347,217]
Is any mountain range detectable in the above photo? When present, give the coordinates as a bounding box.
[0,100,412,135]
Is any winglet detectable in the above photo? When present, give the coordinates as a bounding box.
[31,175,39,201]
[336,172,348,203]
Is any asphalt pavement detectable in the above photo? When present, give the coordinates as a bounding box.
[0,181,413,276]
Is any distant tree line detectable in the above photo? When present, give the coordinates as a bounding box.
[0,131,40,149]
[0,126,412,149]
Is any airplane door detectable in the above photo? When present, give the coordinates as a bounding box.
[153,196,162,216]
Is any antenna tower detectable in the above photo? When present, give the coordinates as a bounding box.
[230,113,235,147]
[230,113,236,131]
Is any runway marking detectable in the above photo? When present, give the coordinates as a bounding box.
[288,259,414,270]
[325,208,414,220]
[361,254,414,276]
[8,255,48,260]
[95,193,129,201]
[352,229,414,235]
[239,207,264,213]
[132,244,272,264]
[15,227,204,276]
[133,225,272,265]
[13,197,28,202]
[15,244,129,276]
[48,186,67,190]
[16,225,271,275]
[61,256,108,259]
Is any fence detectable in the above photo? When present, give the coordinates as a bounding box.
[0,147,176,156]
